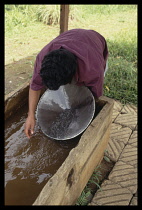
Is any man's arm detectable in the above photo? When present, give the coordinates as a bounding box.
[24,88,41,139]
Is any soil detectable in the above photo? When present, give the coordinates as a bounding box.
[5,54,37,95]
[5,25,59,96]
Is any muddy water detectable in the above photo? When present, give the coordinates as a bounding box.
[5,105,80,206]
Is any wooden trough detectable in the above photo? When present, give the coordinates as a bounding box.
[5,82,114,206]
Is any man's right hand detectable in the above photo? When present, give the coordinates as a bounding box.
[24,115,36,139]
[24,88,42,139]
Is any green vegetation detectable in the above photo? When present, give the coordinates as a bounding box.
[76,154,111,206]
[76,165,102,206]
[5,4,137,105]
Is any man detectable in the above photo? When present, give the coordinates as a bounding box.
[24,28,108,139]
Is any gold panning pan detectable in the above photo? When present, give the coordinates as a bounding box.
[36,83,95,140]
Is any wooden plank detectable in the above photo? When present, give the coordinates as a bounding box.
[5,82,46,120]
[5,81,30,120]
[33,96,114,205]
[60,5,69,34]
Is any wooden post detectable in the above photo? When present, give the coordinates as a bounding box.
[60,5,69,34]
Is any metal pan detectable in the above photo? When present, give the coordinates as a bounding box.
[36,83,95,140]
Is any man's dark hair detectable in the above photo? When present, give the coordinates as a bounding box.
[40,48,77,90]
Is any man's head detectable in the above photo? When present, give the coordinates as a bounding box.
[40,48,77,90]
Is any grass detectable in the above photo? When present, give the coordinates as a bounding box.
[76,165,103,206]
[5,22,59,64]
[76,155,112,206]
[69,5,137,105]
[5,4,137,105]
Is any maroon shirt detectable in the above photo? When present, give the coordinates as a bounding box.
[30,29,108,98]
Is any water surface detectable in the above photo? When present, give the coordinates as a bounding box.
[5,105,80,205]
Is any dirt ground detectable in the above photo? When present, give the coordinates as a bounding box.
[5,24,59,96]
[5,54,37,95]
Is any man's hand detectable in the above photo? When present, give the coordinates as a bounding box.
[24,88,42,139]
[24,115,36,139]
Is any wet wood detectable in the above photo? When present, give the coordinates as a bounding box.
[5,81,45,120]
[5,81,30,120]
[33,96,114,205]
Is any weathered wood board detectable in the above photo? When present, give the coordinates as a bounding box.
[5,81,45,120]
[5,81,30,120]
[33,96,114,206]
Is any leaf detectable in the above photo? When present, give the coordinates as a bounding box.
[76,191,88,206]
[19,76,24,79]
[91,180,102,190]
[104,155,111,163]
[105,85,110,91]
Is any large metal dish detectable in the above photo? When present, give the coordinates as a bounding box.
[36,83,95,140]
